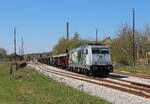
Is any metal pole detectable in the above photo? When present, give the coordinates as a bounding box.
[21,37,24,55]
[66,22,69,40]
[137,43,139,65]
[19,45,21,55]
[132,8,136,67]
[96,28,98,44]
[14,27,17,70]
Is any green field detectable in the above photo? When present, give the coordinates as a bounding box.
[114,65,150,75]
[0,62,110,104]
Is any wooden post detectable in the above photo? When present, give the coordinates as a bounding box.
[10,66,12,75]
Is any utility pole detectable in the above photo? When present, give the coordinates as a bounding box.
[19,45,21,55]
[14,27,17,70]
[66,22,69,40]
[132,8,136,67]
[96,28,98,44]
[21,37,24,55]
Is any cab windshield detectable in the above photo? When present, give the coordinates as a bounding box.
[92,48,109,54]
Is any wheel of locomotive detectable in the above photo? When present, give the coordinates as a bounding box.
[75,67,78,73]
[78,67,80,73]
[71,67,74,72]
[69,67,72,71]
[83,68,86,75]
[78,68,81,73]
[81,68,85,74]
[85,70,90,76]
[79,68,83,74]
[67,66,70,71]
[73,67,76,72]
[83,68,87,75]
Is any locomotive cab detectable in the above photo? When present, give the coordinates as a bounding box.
[90,46,113,75]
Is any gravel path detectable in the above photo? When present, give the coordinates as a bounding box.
[28,63,150,104]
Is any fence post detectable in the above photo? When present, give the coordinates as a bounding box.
[10,65,13,75]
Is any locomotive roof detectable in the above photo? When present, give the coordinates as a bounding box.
[87,43,105,45]
[69,44,109,53]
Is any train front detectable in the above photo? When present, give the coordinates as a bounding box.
[90,45,113,75]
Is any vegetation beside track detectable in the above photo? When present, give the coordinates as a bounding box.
[0,62,110,104]
[114,65,150,75]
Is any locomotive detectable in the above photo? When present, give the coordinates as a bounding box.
[38,44,113,75]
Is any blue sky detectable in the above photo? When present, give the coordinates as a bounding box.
[0,0,150,54]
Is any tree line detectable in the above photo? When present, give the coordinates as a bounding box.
[52,24,150,66]
[109,24,150,65]
[52,32,93,55]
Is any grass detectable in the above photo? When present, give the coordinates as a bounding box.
[114,65,150,75]
[0,62,110,104]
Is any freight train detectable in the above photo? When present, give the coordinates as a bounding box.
[38,44,113,76]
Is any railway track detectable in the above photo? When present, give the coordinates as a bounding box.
[113,71,150,80]
[109,77,150,89]
[40,64,150,89]
[30,63,150,99]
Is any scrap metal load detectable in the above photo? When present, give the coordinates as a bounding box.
[38,44,113,75]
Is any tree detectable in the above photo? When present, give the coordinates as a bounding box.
[109,24,137,65]
[0,48,7,56]
[138,24,150,58]
[73,32,80,40]
[0,48,7,61]
[144,24,150,41]
[52,32,90,55]
[52,37,69,55]
[109,24,149,65]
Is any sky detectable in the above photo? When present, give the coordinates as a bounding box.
[0,0,150,54]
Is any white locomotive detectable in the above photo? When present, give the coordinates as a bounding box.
[69,44,113,75]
